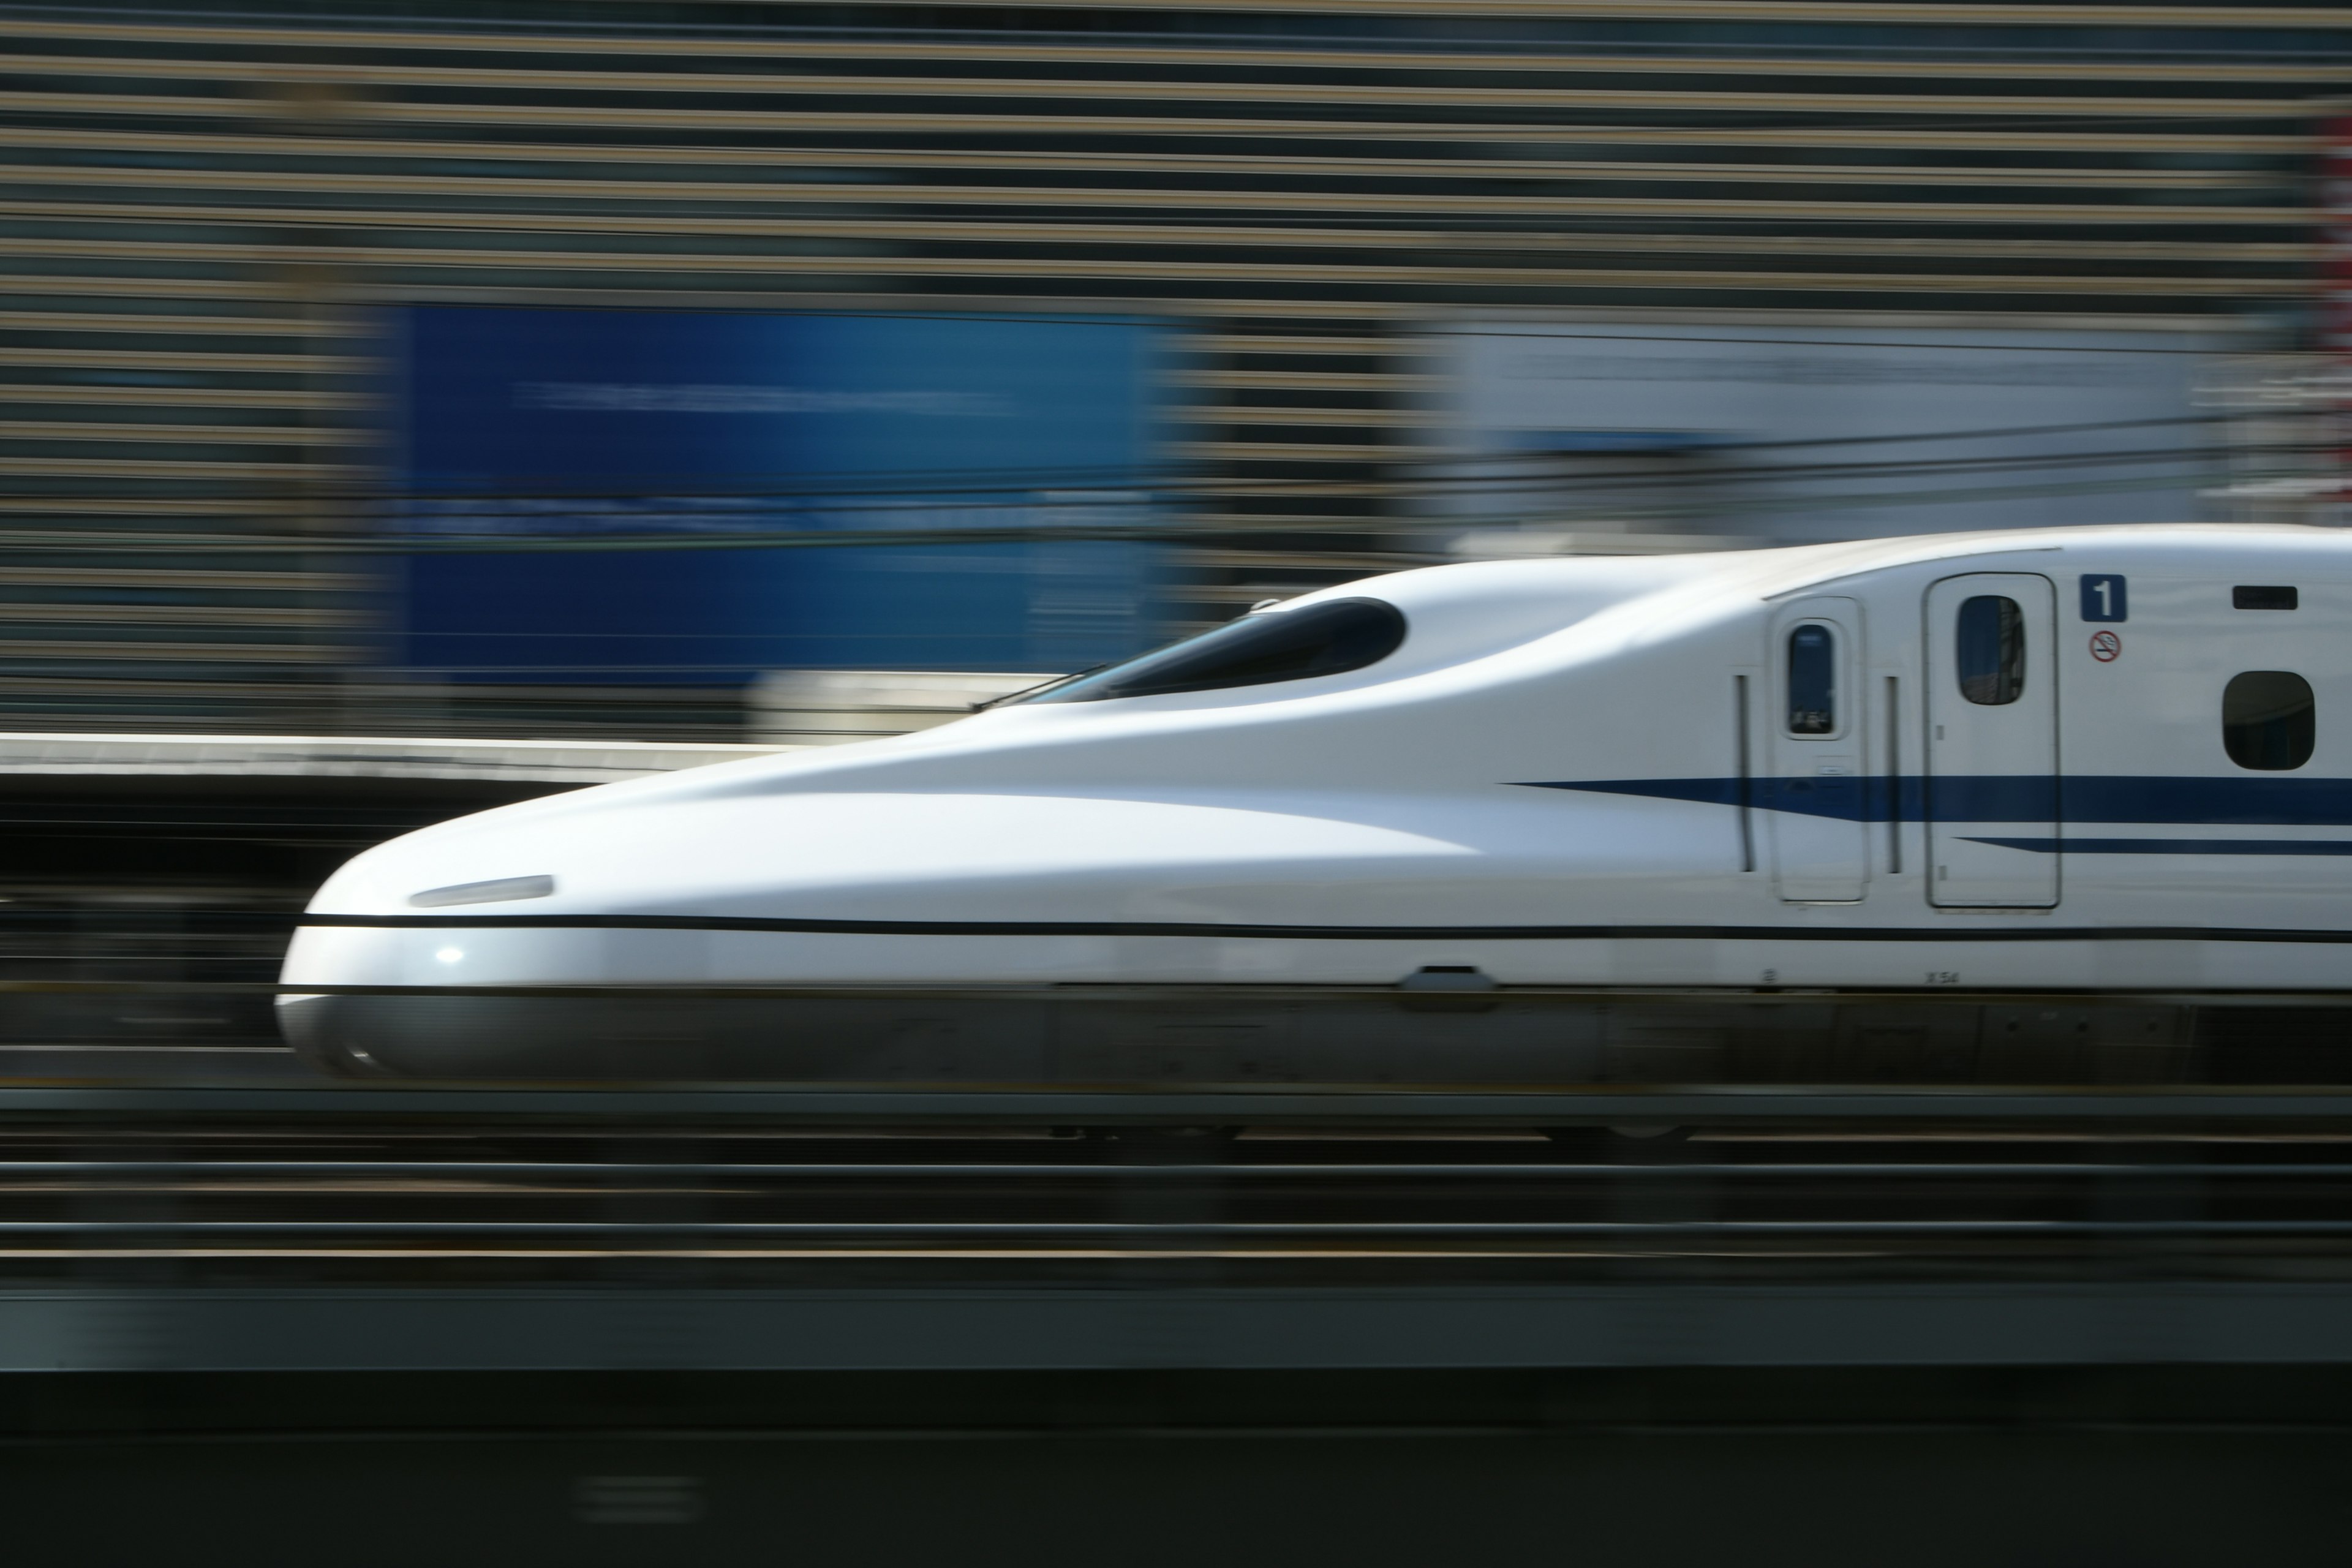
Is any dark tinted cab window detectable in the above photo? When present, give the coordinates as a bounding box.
[2223,671,2315,771]
[1030,597,1407,704]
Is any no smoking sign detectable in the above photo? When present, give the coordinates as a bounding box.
[2089,630,2122,663]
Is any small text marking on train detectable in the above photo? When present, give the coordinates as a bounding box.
[2081,575,2128,622]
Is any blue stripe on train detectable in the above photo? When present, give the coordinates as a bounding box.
[1518,775,2352,827]
[1964,837,2352,856]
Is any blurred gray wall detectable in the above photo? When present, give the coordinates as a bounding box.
[1420,317,2251,555]
[2,1,2335,736]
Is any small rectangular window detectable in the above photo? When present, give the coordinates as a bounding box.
[2233,586,2298,611]
[1955,595,2025,706]
[2223,671,2314,770]
[1786,624,1835,735]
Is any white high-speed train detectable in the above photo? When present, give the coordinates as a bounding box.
[281,524,2352,1079]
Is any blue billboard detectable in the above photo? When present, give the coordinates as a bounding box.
[390,307,1169,680]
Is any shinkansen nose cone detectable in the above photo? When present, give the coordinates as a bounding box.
[271,552,1761,1077]
[268,761,836,1076]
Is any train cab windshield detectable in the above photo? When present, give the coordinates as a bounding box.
[1026,597,1407,704]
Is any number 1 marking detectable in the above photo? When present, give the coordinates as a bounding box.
[2091,580,2113,617]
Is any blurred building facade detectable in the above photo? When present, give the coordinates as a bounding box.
[3,0,2345,737]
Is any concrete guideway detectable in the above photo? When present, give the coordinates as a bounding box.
[8,1281,2352,1375]
[0,1085,2347,1379]
[6,1082,2352,1123]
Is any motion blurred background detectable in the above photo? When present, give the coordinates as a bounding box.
[12,9,2352,1558]
[4,0,2345,746]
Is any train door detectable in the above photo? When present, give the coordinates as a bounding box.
[1924,574,2058,908]
[1769,597,1867,902]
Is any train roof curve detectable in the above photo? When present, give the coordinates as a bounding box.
[362,522,2352,823]
[809,522,2352,748]
[1276,520,2350,625]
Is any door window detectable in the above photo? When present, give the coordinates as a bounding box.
[1954,595,2025,706]
[2223,671,2315,771]
[1786,624,1836,735]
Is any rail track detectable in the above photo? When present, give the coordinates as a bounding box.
[5,1084,2352,1289]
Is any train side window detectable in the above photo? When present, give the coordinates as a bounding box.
[1785,624,1835,735]
[2223,671,2315,771]
[1954,595,2025,706]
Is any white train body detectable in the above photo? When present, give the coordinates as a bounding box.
[279,525,2352,1074]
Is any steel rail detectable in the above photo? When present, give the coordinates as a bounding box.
[8,1085,2352,1125]
[3,1159,2351,1178]
[0,1218,2340,1237]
